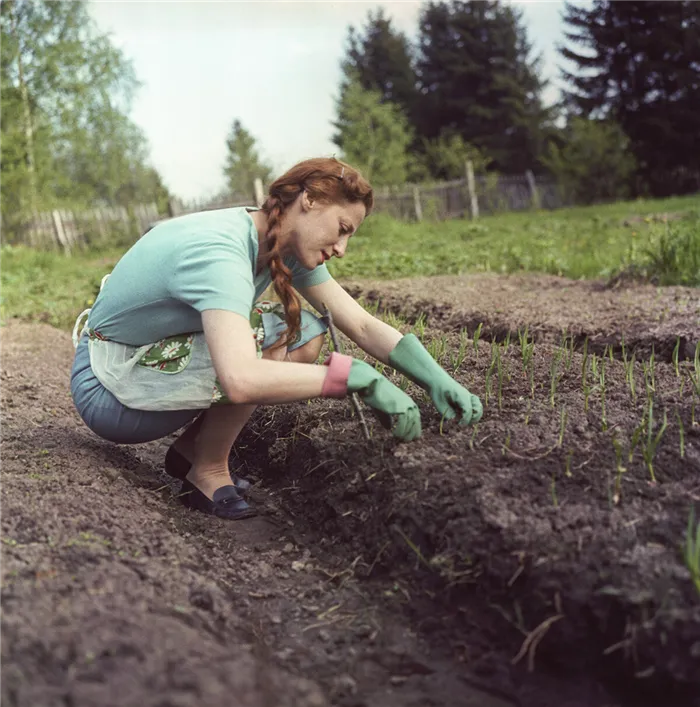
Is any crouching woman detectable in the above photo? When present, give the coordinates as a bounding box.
[70,158,482,521]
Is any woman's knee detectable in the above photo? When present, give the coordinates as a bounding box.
[289,333,325,364]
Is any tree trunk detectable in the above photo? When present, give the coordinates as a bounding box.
[9,1,39,215]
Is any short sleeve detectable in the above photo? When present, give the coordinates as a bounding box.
[170,234,255,319]
[288,260,332,290]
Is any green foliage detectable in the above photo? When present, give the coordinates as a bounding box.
[0,244,122,330]
[560,0,700,196]
[333,76,414,186]
[3,195,698,332]
[415,0,553,173]
[542,118,637,204]
[412,132,491,182]
[639,220,700,287]
[222,119,273,200]
[325,195,700,282]
[0,0,170,241]
[342,8,417,121]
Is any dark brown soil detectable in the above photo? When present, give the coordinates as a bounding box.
[342,273,700,362]
[2,274,699,707]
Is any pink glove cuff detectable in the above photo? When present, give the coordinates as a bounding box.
[321,352,352,398]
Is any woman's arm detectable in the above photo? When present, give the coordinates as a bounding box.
[298,278,402,363]
[203,309,327,405]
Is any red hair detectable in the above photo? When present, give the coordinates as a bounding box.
[261,157,373,348]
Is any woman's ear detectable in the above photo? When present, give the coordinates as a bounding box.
[301,191,315,211]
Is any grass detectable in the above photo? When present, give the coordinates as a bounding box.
[1,194,699,332]
[328,194,700,283]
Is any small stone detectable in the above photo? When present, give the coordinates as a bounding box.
[332,674,357,697]
[270,615,282,625]
[318,629,331,642]
[291,560,306,572]
[283,543,294,552]
[390,676,407,686]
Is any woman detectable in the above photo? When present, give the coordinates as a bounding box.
[71,158,482,520]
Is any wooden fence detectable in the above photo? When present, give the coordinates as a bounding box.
[13,168,565,253]
[16,203,160,253]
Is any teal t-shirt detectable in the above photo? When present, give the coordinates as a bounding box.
[88,207,331,346]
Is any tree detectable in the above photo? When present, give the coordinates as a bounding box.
[0,0,170,238]
[222,120,273,200]
[560,1,700,195]
[333,76,414,186]
[415,0,552,173]
[542,118,637,204]
[420,132,491,181]
[341,8,418,124]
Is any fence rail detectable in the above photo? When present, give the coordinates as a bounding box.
[11,165,565,253]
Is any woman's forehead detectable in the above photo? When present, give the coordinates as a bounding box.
[337,200,366,227]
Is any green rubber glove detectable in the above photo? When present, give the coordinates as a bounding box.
[389,334,483,425]
[348,360,421,441]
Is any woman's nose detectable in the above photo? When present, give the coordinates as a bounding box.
[333,238,347,258]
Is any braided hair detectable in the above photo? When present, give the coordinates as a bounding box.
[261,157,373,348]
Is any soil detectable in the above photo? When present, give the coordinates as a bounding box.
[2,273,700,707]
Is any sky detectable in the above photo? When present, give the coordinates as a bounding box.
[88,1,579,203]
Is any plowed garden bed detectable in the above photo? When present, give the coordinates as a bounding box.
[2,274,699,707]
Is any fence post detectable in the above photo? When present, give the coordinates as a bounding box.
[254,178,264,208]
[465,161,479,220]
[51,209,71,254]
[525,170,541,210]
[412,185,423,221]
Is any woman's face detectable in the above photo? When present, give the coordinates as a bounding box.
[287,192,366,270]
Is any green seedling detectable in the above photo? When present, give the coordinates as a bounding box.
[451,328,470,374]
[519,326,535,373]
[676,409,685,459]
[643,350,656,396]
[469,424,479,451]
[549,347,563,409]
[496,344,504,410]
[413,312,427,340]
[626,351,637,402]
[501,430,511,456]
[524,400,532,425]
[565,334,576,371]
[558,406,568,447]
[582,345,591,412]
[611,436,626,505]
[600,358,608,432]
[620,335,627,367]
[472,323,483,355]
[565,448,573,478]
[684,507,700,595]
[672,337,681,377]
[641,401,668,484]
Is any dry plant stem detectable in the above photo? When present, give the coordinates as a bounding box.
[322,303,371,442]
[512,614,564,672]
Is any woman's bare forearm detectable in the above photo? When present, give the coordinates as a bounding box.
[219,358,328,405]
[351,315,403,364]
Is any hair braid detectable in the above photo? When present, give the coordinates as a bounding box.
[260,157,373,351]
[263,195,301,349]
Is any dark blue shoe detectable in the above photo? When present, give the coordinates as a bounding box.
[165,446,251,495]
[179,479,257,520]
